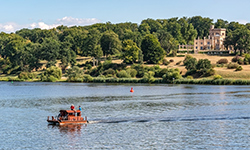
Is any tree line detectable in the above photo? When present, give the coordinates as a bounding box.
[0,16,250,74]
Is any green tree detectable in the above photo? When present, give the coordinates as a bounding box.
[196,59,212,71]
[41,66,62,82]
[224,32,237,54]
[141,18,163,33]
[24,42,42,71]
[188,16,213,38]
[84,28,103,57]
[66,66,84,81]
[138,23,151,35]
[235,28,250,55]
[178,17,197,44]
[91,45,103,59]
[59,42,76,70]
[141,34,165,64]
[155,30,178,54]
[162,68,182,82]
[142,71,155,83]
[117,70,131,78]
[166,21,184,44]
[100,31,122,56]
[224,27,250,55]
[138,49,144,64]
[226,21,244,33]
[246,23,250,30]
[120,40,140,64]
[214,19,228,28]
[184,57,197,70]
[4,36,33,70]
[59,27,88,55]
[40,37,61,67]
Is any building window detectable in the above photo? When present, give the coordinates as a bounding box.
[207,42,210,44]
[201,42,203,44]
[196,46,198,49]
[222,33,224,35]
[196,42,197,44]
[200,47,203,50]
[207,46,210,49]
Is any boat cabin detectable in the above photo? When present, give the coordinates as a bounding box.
[58,110,84,121]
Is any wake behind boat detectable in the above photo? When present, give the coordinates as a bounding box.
[47,110,88,125]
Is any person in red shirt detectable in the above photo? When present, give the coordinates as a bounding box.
[70,104,75,110]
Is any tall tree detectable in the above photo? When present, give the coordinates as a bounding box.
[40,37,61,67]
[5,39,26,68]
[188,16,213,38]
[141,18,163,33]
[84,28,102,57]
[59,27,88,55]
[235,28,250,55]
[224,27,250,55]
[100,31,122,56]
[166,22,184,44]
[138,23,151,36]
[214,19,228,28]
[155,30,178,54]
[59,42,76,70]
[120,39,140,64]
[141,34,165,64]
[25,42,43,71]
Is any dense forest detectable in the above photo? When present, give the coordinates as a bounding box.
[1,16,250,82]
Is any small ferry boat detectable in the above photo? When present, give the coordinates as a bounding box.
[47,110,88,125]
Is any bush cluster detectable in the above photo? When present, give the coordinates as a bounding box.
[232,56,244,65]
[41,66,62,82]
[162,59,170,65]
[227,63,239,69]
[162,68,182,83]
[244,54,250,65]
[217,58,228,64]
[172,78,250,85]
[176,61,182,65]
[213,75,222,80]
[18,72,36,80]
[183,55,213,77]
[235,66,243,71]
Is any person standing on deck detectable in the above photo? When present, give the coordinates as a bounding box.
[70,104,75,110]
[79,106,82,111]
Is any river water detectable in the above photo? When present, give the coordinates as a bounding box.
[1,82,250,149]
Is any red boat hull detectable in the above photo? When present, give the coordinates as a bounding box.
[47,110,88,125]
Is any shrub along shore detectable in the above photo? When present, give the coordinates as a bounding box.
[2,54,250,85]
[2,76,250,85]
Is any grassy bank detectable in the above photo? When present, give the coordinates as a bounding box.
[3,76,250,85]
[2,54,250,85]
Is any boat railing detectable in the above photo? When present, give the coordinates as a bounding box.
[47,115,87,121]
[47,116,57,121]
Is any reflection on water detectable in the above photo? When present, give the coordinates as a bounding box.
[1,82,250,149]
[48,124,87,134]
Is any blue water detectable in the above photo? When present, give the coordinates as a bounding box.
[1,82,250,149]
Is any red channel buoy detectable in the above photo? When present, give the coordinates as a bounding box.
[130,87,134,93]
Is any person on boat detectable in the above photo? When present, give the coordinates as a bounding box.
[57,113,61,119]
[71,104,75,110]
[79,106,82,111]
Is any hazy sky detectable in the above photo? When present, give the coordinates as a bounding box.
[1,0,249,33]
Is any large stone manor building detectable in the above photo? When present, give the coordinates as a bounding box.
[179,25,228,54]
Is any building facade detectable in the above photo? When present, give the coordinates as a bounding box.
[179,25,227,54]
[194,25,226,51]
